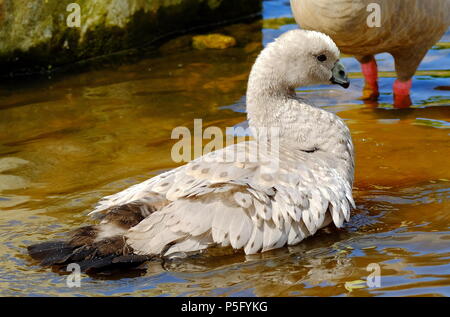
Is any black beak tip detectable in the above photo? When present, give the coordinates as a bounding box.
[331,77,350,89]
[341,81,350,89]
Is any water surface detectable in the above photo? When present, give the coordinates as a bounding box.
[0,0,449,296]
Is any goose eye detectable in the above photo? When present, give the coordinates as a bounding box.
[317,54,327,62]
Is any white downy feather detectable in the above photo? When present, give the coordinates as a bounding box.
[88,30,356,258]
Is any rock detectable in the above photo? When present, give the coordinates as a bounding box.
[0,0,262,77]
[262,17,296,29]
[192,34,237,50]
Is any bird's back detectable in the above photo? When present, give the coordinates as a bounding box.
[291,0,450,56]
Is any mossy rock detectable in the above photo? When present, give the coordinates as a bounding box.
[0,0,262,77]
[262,17,296,29]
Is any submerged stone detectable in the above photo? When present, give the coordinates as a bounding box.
[262,17,296,29]
[192,34,237,50]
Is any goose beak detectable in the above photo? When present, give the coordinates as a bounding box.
[330,61,350,88]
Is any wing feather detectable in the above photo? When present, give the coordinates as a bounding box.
[94,138,354,256]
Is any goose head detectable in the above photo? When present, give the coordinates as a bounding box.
[246,30,354,178]
[279,30,349,89]
[248,29,350,98]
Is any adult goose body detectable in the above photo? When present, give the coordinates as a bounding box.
[290,0,450,107]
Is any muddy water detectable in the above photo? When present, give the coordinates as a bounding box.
[0,1,449,296]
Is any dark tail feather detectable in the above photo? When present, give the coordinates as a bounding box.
[28,204,156,273]
[77,254,152,273]
[27,241,77,266]
[27,227,153,273]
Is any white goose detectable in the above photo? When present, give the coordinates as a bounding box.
[28,30,355,271]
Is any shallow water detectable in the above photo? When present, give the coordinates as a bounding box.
[0,0,449,296]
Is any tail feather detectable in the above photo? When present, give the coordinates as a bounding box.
[27,203,157,273]
[28,237,153,272]
[77,255,118,272]
[27,203,156,273]
[27,241,76,265]
[77,254,152,273]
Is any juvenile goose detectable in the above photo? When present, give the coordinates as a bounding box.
[28,30,355,272]
[291,0,450,108]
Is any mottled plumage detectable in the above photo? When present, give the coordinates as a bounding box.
[28,30,355,271]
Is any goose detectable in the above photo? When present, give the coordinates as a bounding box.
[28,29,355,272]
[291,0,450,108]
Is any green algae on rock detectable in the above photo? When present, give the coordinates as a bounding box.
[192,34,237,50]
[262,17,296,29]
[0,0,262,77]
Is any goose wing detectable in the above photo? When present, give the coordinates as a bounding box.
[114,141,355,256]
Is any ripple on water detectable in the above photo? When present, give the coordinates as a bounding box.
[0,0,449,297]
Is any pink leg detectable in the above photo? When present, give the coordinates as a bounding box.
[393,79,412,108]
[361,59,379,100]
